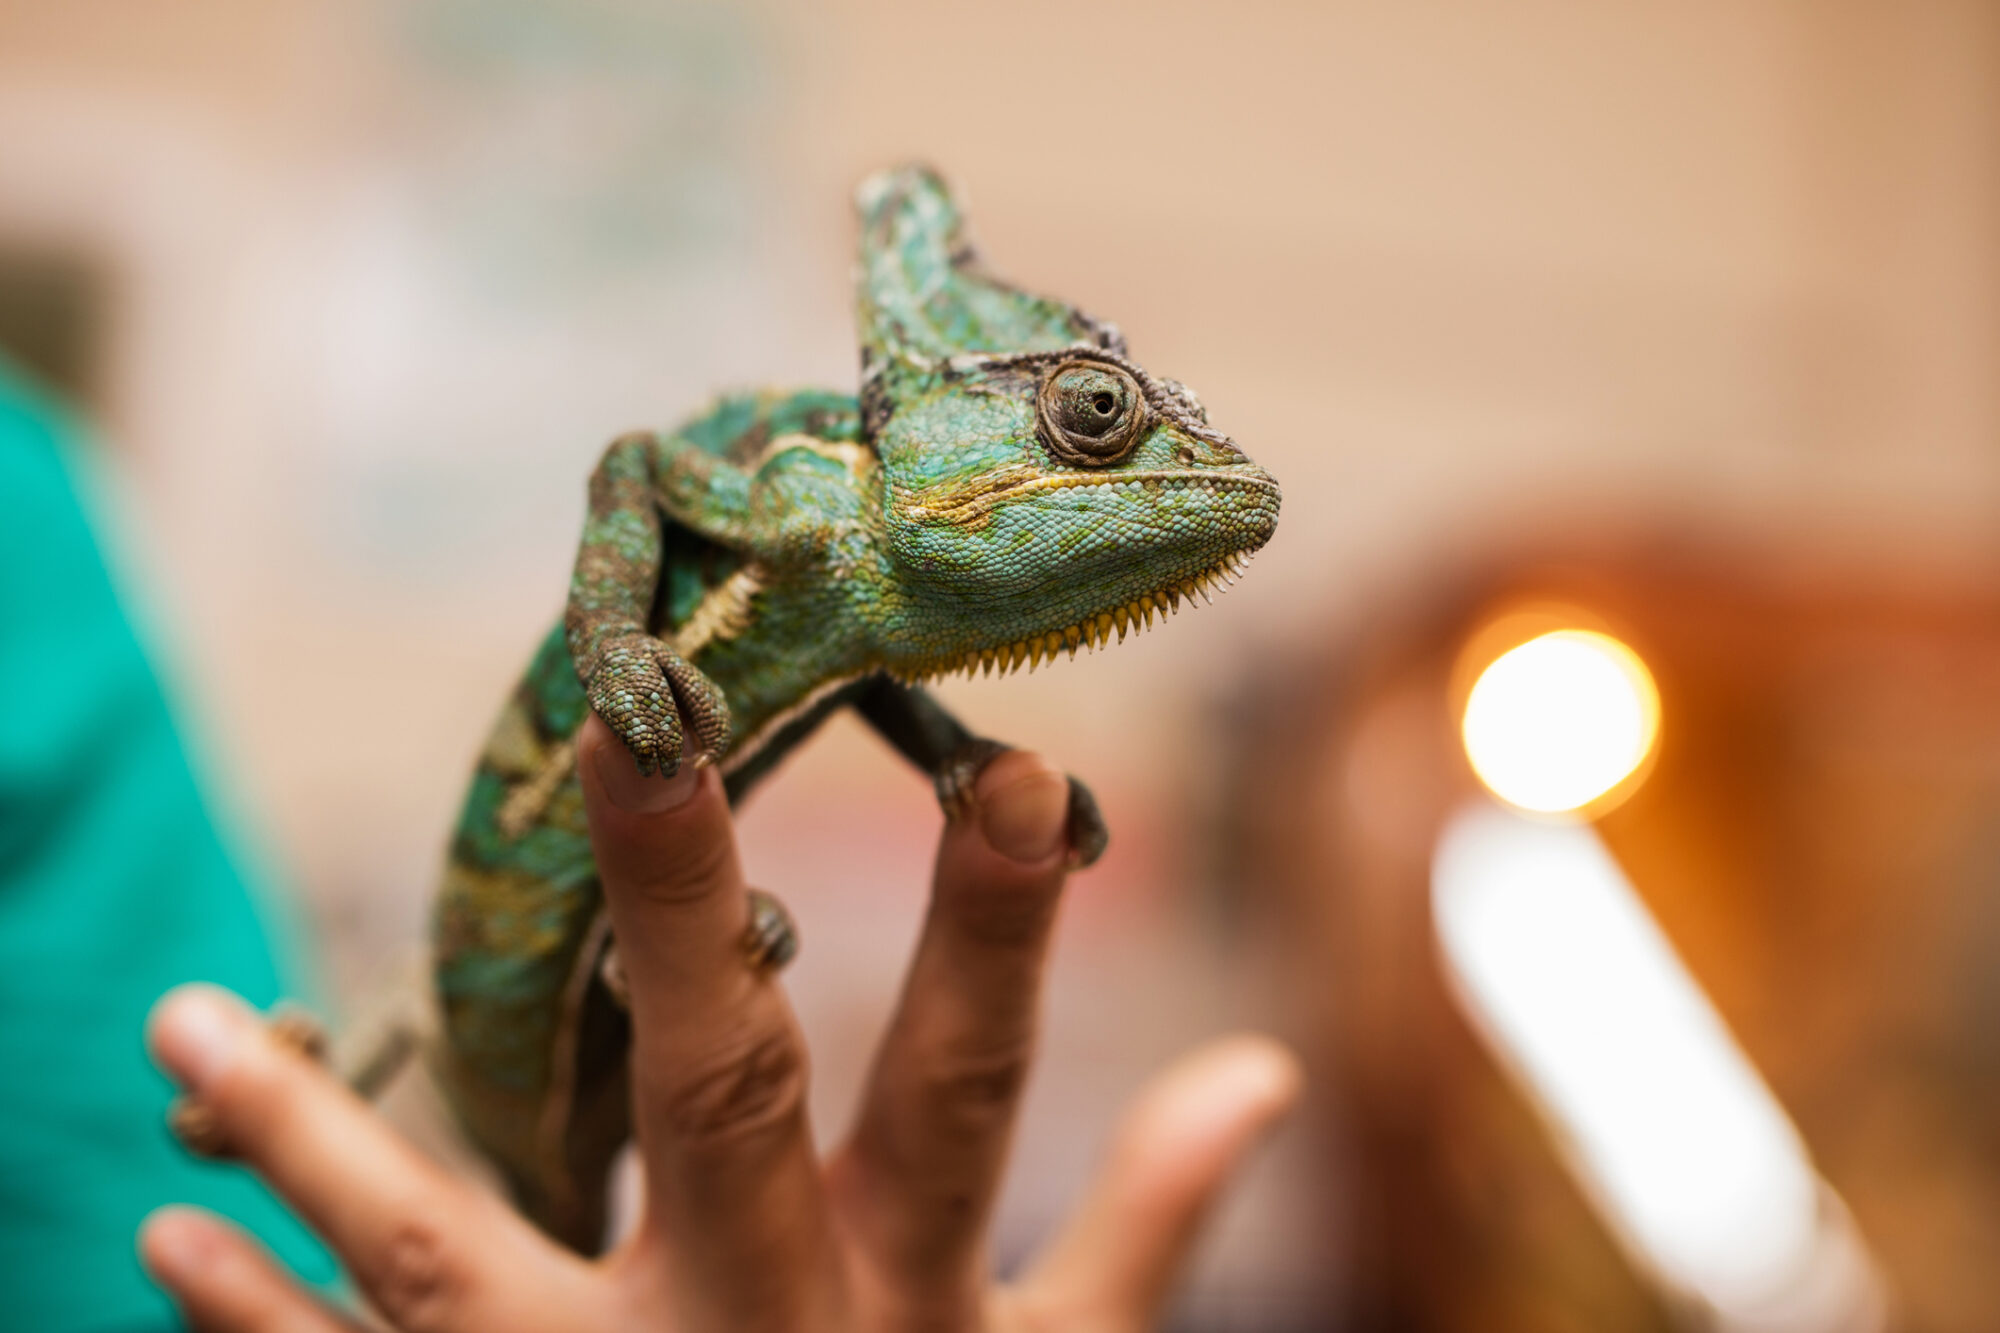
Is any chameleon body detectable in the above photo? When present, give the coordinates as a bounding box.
[428,166,1281,1251]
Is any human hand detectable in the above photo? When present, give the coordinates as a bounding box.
[140,716,1301,1332]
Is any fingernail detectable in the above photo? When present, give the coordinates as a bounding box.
[592,738,702,813]
[977,756,1071,865]
[149,986,253,1093]
[141,1207,218,1285]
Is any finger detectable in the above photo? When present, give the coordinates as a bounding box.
[834,749,1074,1303]
[1020,1035,1302,1329]
[150,986,598,1332]
[140,1206,360,1333]
[577,715,834,1328]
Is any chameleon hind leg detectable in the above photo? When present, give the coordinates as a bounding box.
[850,675,1110,867]
[168,994,430,1157]
[167,1005,331,1158]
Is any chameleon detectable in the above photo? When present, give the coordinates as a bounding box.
[176,164,1280,1254]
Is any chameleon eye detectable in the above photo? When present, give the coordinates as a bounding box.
[1037,359,1148,466]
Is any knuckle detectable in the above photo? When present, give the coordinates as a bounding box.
[647,1022,808,1148]
[919,1036,1034,1134]
[360,1215,472,1333]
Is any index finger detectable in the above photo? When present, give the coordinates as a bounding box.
[576,716,837,1328]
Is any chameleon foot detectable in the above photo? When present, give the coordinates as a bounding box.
[743,889,799,973]
[935,738,1011,820]
[583,632,733,776]
[934,739,1110,868]
[168,1005,329,1159]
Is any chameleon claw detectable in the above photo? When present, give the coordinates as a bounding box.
[934,738,1011,822]
[743,889,799,973]
[656,646,732,767]
[1064,775,1110,868]
[599,940,632,1008]
[269,1004,330,1063]
[166,1098,230,1158]
[933,738,1111,867]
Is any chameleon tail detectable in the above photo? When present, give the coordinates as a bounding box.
[430,624,624,1250]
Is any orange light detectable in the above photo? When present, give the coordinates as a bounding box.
[1461,629,1660,816]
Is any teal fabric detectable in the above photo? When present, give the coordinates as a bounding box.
[0,361,334,1330]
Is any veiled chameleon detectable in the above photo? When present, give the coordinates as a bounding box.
[180,165,1282,1253]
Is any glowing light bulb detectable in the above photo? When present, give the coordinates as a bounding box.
[1462,629,1659,815]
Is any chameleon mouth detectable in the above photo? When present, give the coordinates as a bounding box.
[895,466,1279,525]
[889,548,1259,684]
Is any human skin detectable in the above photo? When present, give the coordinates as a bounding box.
[138,718,1301,1332]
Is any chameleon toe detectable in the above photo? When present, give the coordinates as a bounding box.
[743,889,799,973]
[1064,776,1110,868]
[656,647,732,766]
[933,738,1011,821]
[166,1098,231,1159]
[584,633,688,775]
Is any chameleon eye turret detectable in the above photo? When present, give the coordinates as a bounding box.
[1038,358,1148,465]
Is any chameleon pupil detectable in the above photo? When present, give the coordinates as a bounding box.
[1093,392,1115,414]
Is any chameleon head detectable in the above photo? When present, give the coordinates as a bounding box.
[852,164,1281,679]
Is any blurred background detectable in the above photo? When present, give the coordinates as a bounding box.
[5,1,2000,1328]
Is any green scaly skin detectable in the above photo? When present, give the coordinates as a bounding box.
[429,165,1281,1252]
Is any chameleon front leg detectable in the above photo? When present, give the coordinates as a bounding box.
[850,676,1110,867]
[568,431,735,776]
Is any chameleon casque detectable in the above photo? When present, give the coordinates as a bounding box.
[420,165,1277,1253]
